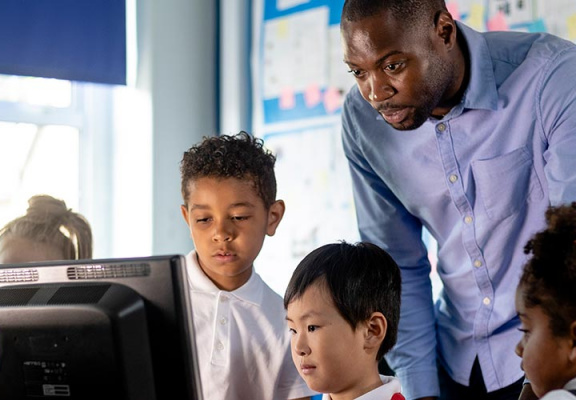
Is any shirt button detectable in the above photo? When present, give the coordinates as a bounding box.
[474,260,482,268]
[215,341,224,351]
[437,123,446,132]
[449,174,458,183]
[483,297,491,305]
[219,317,228,325]
[464,216,473,224]
[220,295,229,302]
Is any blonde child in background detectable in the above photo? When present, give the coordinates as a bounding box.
[0,194,93,263]
[515,202,576,399]
[284,241,405,400]
[179,131,316,400]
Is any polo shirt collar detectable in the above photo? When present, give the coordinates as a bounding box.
[186,250,263,306]
[564,377,576,391]
[321,375,402,400]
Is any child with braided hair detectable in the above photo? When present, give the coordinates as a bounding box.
[0,195,93,263]
[515,202,576,399]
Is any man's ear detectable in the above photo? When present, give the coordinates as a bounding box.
[364,312,387,353]
[434,10,457,49]
[266,200,285,236]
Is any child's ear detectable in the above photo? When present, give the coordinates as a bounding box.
[364,312,387,353]
[569,321,576,362]
[180,204,192,229]
[266,200,285,236]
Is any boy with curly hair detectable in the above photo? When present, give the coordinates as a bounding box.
[180,131,315,400]
[515,202,576,399]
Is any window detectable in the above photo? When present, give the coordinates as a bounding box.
[0,74,125,258]
[0,76,82,226]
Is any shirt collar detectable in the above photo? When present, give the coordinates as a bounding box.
[321,375,402,400]
[185,250,263,306]
[565,377,576,390]
[455,21,499,112]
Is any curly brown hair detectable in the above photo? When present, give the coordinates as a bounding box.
[519,202,576,337]
[180,131,277,208]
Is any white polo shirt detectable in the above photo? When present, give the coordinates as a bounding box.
[540,377,576,400]
[185,251,316,400]
[321,375,403,400]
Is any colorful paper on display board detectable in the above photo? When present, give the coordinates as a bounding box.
[256,0,576,126]
[251,0,576,299]
[259,0,348,125]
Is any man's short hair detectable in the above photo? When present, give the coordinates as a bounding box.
[341,0,447,26]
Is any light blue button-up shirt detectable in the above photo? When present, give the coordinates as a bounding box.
[341,22,576,400]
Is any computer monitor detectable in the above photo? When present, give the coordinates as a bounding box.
[0,254,203,400]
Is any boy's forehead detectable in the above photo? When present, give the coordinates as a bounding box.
[186,176,264,207]
[187,175,258,194]
[515,286,526,311]
[290,280,334,309]
[189,174,256,187]
[286,281,346,325]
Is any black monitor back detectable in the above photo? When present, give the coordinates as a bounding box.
[0,255,202,400]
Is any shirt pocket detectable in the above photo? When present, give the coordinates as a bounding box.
[471,147,544,220]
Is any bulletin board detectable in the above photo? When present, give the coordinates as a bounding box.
[251,0,576,296]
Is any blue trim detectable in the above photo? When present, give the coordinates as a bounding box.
[263,90,342,125]
[263,0,344,25]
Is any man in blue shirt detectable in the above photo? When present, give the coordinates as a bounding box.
[340,1,576,400]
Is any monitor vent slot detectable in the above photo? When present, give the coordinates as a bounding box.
[0,287,39,306]
[66,263,151,280]
[48,284,110,305]
[0,268,39,283]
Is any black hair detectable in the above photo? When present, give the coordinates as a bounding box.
[341,0,447,26]
[519,202,576,337]
[180,131,277,208]
[284,241,401,360]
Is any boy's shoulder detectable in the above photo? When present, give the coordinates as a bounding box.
[248,271,287,319]
[540,390,576,400]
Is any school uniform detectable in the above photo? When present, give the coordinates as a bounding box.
[321,375,404,400]
[185,250,315,400]
[540,377,576,399]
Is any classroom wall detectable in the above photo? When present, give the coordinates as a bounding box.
[136,0,219,256]
[251,0,576,296]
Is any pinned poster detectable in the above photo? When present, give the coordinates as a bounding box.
[277,0,310,11]
[304,83,322,108]
[568,14,576,41]
[447,2,461,21]
[279,87,296,109]
[527,18,547,33]
[487,11,509,31]
[469,3,485,30]
[323,87,342,114]
[276,18,289,38]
